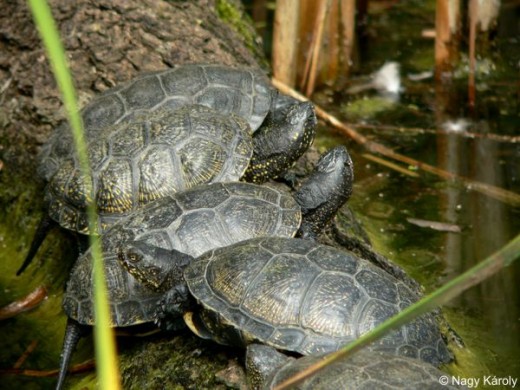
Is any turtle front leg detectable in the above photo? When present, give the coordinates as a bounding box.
[154,283,193,331]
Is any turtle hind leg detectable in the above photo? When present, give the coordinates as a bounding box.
[155,283,193,331]
[16,214,57,275]
[56,318,90,390]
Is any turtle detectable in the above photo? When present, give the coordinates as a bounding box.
[121,236,452,368]
[246,344,462,390]
[55,145,354,390]
[18,63,317,275]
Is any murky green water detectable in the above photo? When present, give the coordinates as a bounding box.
[309,1,520,386]
[322,126,520,387]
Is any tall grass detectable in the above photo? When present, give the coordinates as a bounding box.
[27,0,120,388]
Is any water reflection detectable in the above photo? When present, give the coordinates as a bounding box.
[325,73,520,381]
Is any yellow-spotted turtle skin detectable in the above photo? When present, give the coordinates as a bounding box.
[184,237,453,367]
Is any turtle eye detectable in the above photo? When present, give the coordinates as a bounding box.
[126,251,141,263]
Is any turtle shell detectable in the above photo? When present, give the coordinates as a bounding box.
[45,104,253,234]
[62,182,301,327]
[39,64,273,181]
[258,348,461,390]
[185,237,452,366]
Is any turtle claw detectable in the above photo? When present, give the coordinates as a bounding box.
[56,318,90,390]
[17,214,56,275]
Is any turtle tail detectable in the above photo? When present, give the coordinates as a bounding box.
[17,214,56,275]
[56,318,89,390]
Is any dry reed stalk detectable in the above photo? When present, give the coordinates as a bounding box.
[468,0,478,108]
[0,360,95,378]
[273,0,300,87]
[324,1,340,83]
[339,0,356,78]
[0,286,48,321]
[435,0,461,80]
[302,0,332,96]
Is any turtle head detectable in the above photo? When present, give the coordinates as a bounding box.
[287,100,317,131]
[296,146,354,239]
[279,101,317,158]
[244,101,316,183]
[117,240,193,293]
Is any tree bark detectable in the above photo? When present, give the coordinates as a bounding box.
[0,1,263,388]
[0,0,263,166]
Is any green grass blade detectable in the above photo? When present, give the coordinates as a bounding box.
[274,233,520,389]
[26,0,121,388]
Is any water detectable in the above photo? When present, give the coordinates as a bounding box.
[334,130,520,383]
[307,1,520,384]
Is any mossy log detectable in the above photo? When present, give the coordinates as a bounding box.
[0,1,263,389]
